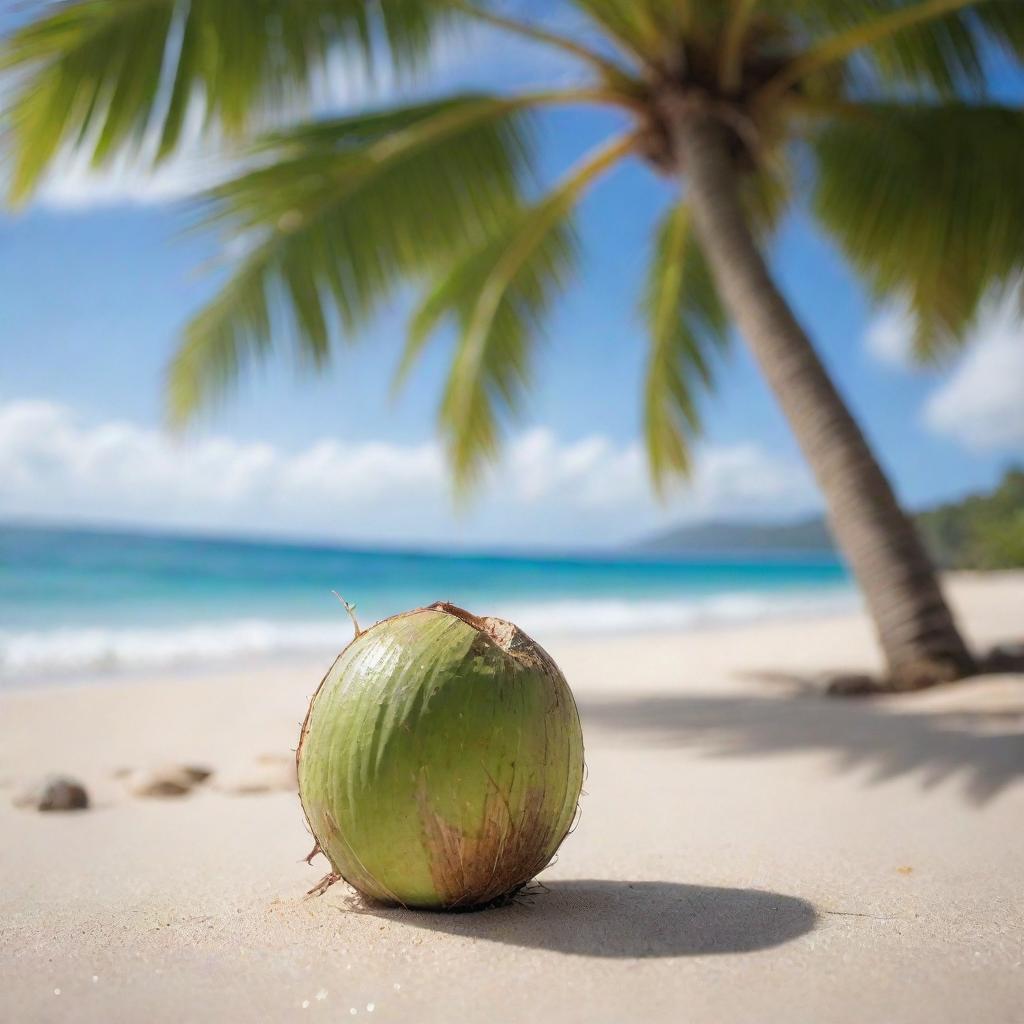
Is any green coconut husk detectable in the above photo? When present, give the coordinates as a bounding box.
[297,601,584,911]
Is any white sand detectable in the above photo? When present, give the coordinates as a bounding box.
[1,572,1022,1023]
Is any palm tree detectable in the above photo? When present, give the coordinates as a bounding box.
[5,1,1023,690]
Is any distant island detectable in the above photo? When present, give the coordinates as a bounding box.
[637,516,836,555]
[638,468,1024,570]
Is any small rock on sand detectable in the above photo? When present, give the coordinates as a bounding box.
[14,775,89,812]
[126,764,212,798]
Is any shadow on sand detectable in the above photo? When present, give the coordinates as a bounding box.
[579,685,1024,805]
[362,880,816,958]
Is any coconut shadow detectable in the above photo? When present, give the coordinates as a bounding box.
[355,879,817,958]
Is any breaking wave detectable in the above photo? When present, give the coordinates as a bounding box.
[0,587,857,683]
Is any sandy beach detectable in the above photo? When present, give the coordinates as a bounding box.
[2,571,1022,1023]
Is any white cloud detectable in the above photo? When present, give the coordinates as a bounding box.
[506,429,643,507]
[923,288,1024,452]
[0,400,817,546]
[862,287,1024,453]
[0,400,440,530]
[864,302,915,369]
[687,443,815,515]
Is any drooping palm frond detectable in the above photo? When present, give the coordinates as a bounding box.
[424,211,577,489]
[811,102,1024,362]
[401,133,634,488]
[1,0,457,202]
[974,0,1024,56]
[788,0,983,94]
[642,201,729,489]
[760,0,1024,99]
[167,94,538,424]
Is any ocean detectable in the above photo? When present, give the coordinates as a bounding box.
[0,524,855,685]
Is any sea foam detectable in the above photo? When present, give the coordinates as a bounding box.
[0,588,857,682]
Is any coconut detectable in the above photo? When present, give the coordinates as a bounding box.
[296,601,584,910]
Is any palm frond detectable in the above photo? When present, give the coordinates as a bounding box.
[2,0,455,202]
[642,202,729,490]
[167,94,536,424]
[402,133,634,489]
[811,102,1024,362]
[720,0,763,89]
[974,0,1024,57]
[453,1,633,80]
[570,0,691,63]
[761,0,1024,100]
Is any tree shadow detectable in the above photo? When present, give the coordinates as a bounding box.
[359,880,816,958]
[579,686,1024,806]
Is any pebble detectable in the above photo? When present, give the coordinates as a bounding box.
[126,764,212,798]
[13,776,89,812]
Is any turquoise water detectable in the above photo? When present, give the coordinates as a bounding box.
[0,524,853,682]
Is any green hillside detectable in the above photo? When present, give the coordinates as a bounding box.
[637,517,836,554]
[639,469,1024,569]
[916,469,1024,569]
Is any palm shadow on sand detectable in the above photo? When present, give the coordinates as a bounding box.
[361,880,816,958]
[579,687,1024,806]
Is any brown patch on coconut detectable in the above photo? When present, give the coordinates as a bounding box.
[415,773,556,910]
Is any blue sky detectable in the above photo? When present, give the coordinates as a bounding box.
[1,10,1022,548]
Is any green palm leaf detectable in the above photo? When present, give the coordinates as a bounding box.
[762,0,1024,98]
[642,202,729,490]
[793,0,983,93]
[401,134,634,488]
[811,102,1024,361]
[167,94,535,424]
[1,0,455,203]
[569,0,688,60]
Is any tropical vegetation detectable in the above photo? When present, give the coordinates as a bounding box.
[919,469,1024,570]
[641,468,1024,569]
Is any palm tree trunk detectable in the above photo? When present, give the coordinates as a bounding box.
[672,112,974,690]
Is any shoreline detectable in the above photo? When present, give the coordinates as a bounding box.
[1,525,855,686]
[0,581,868,692]
[0,589,861,692]
[2,569,1020,693]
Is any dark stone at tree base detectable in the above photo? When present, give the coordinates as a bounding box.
[981,642,1024,673]
[824,673,882,697]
